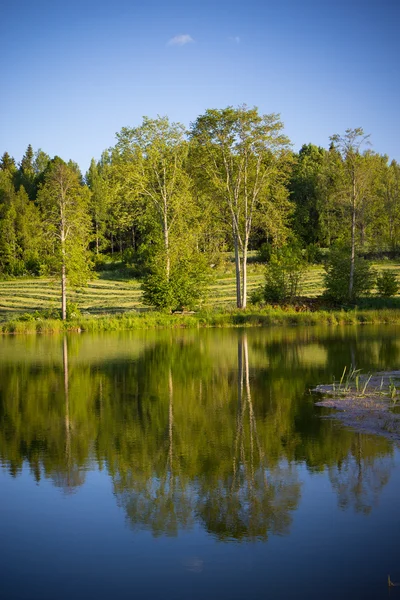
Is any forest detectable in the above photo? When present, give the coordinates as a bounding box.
[1,106,400,320]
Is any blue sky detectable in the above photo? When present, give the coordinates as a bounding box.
[2,0,399,172]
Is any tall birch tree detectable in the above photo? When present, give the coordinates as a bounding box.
[38,158,91,320]
[114,116,192,279]
[329,129,371,299]
[113,116,209,309]
[190,106,292,308]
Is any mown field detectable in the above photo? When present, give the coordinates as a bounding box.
[0,260,400,321]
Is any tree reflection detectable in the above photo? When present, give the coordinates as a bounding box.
[197,334,301,540]
[0,327,398,531]
[328,433,394,514]
[116,367,196,536]
[50,336,86,493]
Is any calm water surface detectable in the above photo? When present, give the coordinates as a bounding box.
[1,326,400,599]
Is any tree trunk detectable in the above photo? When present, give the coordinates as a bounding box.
[242,241,248,309]
[163,214,170,281]
[132,225,136,250]
[61,262,67,321]
[234,227,241,308]
[61,227,67,321]
[95,222,99,255]
[349,175,356,300]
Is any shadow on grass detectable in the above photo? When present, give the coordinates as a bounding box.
[356,297,400,310]
[97,267,140,281]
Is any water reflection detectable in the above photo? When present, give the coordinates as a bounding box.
[328,433,394,514]
[0,326,398,538]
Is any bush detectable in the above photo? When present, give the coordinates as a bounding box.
[66,302,81,320]
[142,251,212,311]
[250,286,265,305]
[323,245,375,303]
[376,270,399,297]
[261,246,305,304]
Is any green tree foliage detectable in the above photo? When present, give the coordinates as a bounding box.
[0,173,43,276]
[37,158,92,319]
[142,243,211,310]
[326,129,371,298]
[17,144,37,199]
[191,105,293,308]
[86,157,110,255]
[376,271,399,297]
[261,244,306,303]
[323,245,375,303]
[0,152,16,172]
[1,111,400,312]
[113,116,210,309]
[378,159,400,253]
[289,144,326,246]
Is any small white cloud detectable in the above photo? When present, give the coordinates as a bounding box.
[229,36,241,44]
[168,34,194,46]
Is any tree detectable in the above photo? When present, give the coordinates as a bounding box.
[323,244,375,303]
[0,152,16,172]
[114,117,190,276]
[380,159,400,252]
[289,144,326,247]
[329,128,371,300]
[0,177,43,276]
[17,144,36,199]
[113,116,209,309]
[86,158,110,255]
[37,158,92,320]
[190,106,292,308]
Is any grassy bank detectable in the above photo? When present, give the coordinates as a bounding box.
[1,258,400,334]
[3,305,400,335]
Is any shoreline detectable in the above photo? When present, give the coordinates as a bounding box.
[2,306,400,334]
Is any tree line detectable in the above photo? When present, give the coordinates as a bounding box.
[1,106,399,316]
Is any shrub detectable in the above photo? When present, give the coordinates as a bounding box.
[262,246,305,304]
[376,270,399,297]
[142,251,212,311]
[250,286,265,305]
[66,302,81,320]
[323,245,375,303]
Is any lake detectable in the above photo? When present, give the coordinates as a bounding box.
[1,326,400,599]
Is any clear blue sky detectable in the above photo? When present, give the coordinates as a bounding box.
[2,0,399,172]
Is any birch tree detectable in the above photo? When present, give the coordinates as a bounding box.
[190,106,292,308]
[114,116,192,278]
[113,116,209,309]
[37,158,92,320]
[329,128,371,300]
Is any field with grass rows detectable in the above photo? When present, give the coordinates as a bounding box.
[0,261,399,320]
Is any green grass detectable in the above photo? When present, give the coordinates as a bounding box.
[1,259,400,333]
[3,305,400,335]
